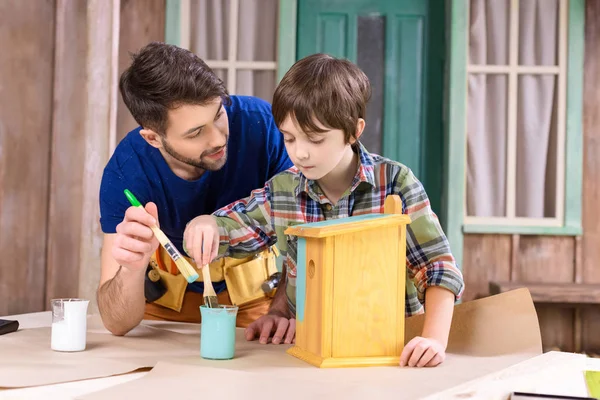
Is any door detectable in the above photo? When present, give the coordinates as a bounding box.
[296,0,445,219]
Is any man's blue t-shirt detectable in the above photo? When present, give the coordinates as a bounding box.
[99,95,292,293]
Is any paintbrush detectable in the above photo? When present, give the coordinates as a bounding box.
[201,264,219,308]
[124,189,199,284]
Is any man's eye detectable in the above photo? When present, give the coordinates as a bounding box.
[190,129,202,138]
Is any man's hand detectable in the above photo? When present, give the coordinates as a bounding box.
[245,312,296,345]
[112,203,160,272]
[183,215,220,265]
[399,336,446,367]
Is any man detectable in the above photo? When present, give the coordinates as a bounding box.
[97,42,292,336]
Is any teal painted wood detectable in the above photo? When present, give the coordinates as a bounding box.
[463,224,582,236]
[384,15,425,177]
[296,237,307,322]
[563,0,584,233]
[296,0,446,219]
[277,0,298,82]
[165,0,182,46]
[442,0,468,269]
[294,213,391,228]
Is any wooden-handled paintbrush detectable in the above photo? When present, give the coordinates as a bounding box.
[124,189,199,284]
[201,265,219,308]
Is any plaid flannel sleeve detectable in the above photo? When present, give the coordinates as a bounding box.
[212,183,277,259]
[393,167,465,303]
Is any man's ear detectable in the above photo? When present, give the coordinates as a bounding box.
[139,129,163,149]
[350,118,366,145]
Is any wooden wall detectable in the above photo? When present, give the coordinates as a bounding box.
[0,0,165,316]
[462,0,600,354]
[117,0,167,141]
[581,0,600,354]
[0,0,55,315]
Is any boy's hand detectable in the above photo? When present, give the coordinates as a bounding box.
[183,215,220,266]
[399,336,446,367]
[245,312,296,345]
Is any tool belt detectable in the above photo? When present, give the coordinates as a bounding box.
[146,246,279,312]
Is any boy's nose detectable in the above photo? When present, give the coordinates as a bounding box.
[295,147,309,160]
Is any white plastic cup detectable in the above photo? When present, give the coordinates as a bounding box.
[51,298,89,352]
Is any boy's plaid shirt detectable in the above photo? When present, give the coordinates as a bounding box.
[213,142,464,316]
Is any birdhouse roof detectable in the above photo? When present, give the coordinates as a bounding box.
[284,213,411,238]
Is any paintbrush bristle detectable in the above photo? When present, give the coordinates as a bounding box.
[174,257,199,283]
[204,295,219,308]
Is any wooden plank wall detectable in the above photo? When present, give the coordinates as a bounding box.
[0,0,55,315]
[0,0,164,316]
[463,236,577,352]
[581,0,600,353]
[46,0,88,307]
[463,0,600,354]
[117,0,166,141]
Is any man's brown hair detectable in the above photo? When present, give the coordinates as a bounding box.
[272,53,371,143]
[119,42,230,135]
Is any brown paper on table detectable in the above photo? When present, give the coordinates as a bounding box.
[79,289,542,400]
[0,316,200,389]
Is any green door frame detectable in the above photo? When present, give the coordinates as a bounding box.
[441,0,468,268]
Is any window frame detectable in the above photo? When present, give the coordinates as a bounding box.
[445,0,584,242]
[164,0,296,92]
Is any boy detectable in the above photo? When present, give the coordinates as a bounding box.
[183,54,464,367]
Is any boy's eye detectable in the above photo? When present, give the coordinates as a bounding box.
[283,137,295,143]
[310,138,325,144]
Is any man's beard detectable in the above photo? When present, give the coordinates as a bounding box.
[161,138,228,172]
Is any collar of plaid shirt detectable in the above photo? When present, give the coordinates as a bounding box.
[293,142,377,201]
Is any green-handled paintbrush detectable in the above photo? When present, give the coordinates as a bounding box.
[124,189,199,284]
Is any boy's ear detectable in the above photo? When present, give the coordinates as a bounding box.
[350,118,366,144]
[139,129,164,149]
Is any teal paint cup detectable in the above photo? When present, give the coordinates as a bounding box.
[200,305,238,360]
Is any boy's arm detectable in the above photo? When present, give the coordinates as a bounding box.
[393,167,464,307]
[213,183,277,257]
[185,182,278,265]
[393,167,464,367]
[421,286,455,347]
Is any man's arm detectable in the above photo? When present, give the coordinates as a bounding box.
[266,263,292,318]
[97,234,147,336]
[97,203,159,336]
[245,262,295,345]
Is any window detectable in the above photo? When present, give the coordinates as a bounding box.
[461,0,583,235]
[165,0,282,102]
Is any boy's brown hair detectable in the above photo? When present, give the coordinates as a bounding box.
[272,53,371,144]
[119,42,230,136]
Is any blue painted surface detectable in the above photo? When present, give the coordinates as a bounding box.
[200,305,238,359]
[295,213,390,229]
[296,237,307,322]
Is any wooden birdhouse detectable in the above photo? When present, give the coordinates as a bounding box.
[284,195,411,368]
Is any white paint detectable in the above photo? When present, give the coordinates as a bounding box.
[51,299,89,352]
